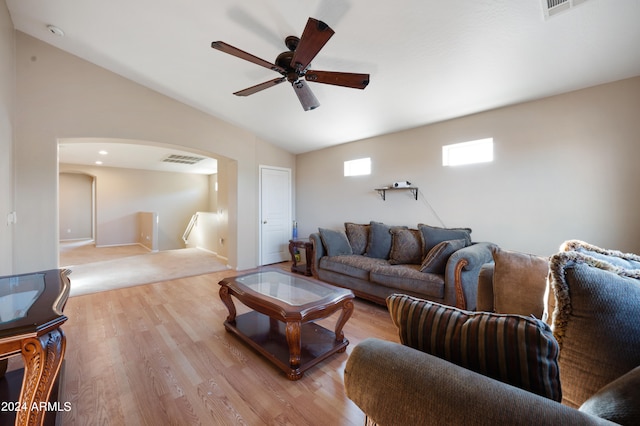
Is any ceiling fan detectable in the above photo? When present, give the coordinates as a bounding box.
[211,17,370,111]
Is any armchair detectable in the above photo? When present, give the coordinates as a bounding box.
[344,243,640,425]
[345,338,614,425]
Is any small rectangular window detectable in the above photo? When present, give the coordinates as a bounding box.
[344,157,371,176]
[442,138,493,167]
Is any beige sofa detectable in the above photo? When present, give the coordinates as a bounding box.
[344,242,640,425]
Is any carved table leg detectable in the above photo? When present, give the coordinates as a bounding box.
[219,285,237,324]
[334,299,354,352]
[285,321,303,380]
[17,328,66,426]
[288,241,298,274]
[303,243,313,276]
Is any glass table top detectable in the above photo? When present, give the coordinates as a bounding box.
[235,271,342,306]
[0,273,45,324]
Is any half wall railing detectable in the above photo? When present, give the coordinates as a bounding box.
[182,212,199,244]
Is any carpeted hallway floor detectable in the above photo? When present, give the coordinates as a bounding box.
[60,239,151,265]
[60,240,229,297]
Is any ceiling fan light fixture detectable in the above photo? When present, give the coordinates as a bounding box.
[211,17,368,111]
[292,80,319,111]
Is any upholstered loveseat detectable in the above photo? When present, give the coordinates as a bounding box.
[309,222,495,309]
[344,241,640,425]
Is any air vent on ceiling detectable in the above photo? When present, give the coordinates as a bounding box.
[541,0,587,19]
[162,154,205,165]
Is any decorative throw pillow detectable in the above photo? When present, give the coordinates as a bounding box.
[387,293,562,401]
[548,251,640,408]
[389,228,423,265]
[419,239,466,274]
[345,222,369,255]
[561,239,640,270]
[366,222,407,259]
[579,366,640,425]
[491,247,549,318]
[417,224,472,253]
[318,228,353,257]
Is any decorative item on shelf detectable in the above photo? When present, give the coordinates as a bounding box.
[375,183,418,201]
[292,220,298,239]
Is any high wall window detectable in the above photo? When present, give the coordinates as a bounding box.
[442,138,493,166]
[344,157,371,176]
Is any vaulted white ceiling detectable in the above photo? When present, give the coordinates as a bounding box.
[7,0,640,158]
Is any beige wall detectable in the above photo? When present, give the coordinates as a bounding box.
[137,212,157,251]
[59,164,210,250]
[14,32,295,273]
[0,3,14,275]
[59,172,93,240]
[296,77,640,256]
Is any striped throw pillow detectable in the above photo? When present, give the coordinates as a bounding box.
[387,294,561,401]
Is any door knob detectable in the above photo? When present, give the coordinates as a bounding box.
[263,220,267,224]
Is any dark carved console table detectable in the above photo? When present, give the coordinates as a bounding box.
[0,269,69,426]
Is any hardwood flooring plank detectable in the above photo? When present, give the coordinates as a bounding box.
[58,266,399,425]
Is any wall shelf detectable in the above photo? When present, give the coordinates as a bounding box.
[375,187,418,201]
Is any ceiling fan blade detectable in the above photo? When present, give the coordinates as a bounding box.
[233,77,286,96]
[291,80,320,111]
[211,41,286,73]
[305,70,370,89]
[290,18,335,72]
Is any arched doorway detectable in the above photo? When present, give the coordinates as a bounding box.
[58,137,232,259]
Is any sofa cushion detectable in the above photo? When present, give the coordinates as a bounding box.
[319,255,388,280]
[491,247,549,318]
[345,222,370,255]
[319,227,353,257]
[389,228,423,265]
[387,293,562,401]
[548,251,640,408]
[370,265,444,299]
[366,222,407,259]
[579,366,640,425]
[420,239,466,274]
[418,224,472,253]
[561,239,640,270]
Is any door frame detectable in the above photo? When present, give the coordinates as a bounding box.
[258,165,292,265]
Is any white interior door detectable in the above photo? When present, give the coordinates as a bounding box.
[260,166,292,265]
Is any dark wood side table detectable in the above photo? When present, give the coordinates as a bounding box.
[288,238,313,276]
[0,269,70,426]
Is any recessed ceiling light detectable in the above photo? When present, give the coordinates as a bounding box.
[98,150,108,155]
[46,25,65,37]
[95,160,103,165]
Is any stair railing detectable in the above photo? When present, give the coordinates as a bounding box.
[182,213,199,244]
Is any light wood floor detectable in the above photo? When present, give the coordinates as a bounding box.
[57,265,400,425]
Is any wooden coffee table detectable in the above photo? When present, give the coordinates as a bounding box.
[218,270,354,380]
